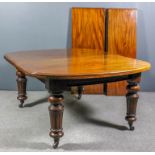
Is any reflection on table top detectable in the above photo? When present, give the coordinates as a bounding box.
[4,48,151,79]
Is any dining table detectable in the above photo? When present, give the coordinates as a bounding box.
[4,48,151,148]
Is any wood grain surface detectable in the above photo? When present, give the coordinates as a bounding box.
[72,8,105,94]
[4,48,150,79]
[107,9,137,95]
[72,8,105,49]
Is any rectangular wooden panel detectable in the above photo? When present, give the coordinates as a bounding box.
[72,8,105,94]
[107,9,137,96]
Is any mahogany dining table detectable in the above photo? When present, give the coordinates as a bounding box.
[4,48,151,148]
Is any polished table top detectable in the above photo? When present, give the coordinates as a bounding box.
[4,48,151,79]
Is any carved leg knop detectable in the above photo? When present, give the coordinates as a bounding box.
[48,92,64,149]
[16,71,27,108]
[125,79,140,131]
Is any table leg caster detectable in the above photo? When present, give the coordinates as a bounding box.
[48,92,64,149]
[18,100,24,108]
[129,125,135,131]
[128,121,135,131]
[53,138,59,149]
[16,71,27,108]
[125,78,140,131]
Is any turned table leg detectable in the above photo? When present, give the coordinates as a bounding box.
[16,71,27,108]
[125,78,140,130]
[48,91,64,149]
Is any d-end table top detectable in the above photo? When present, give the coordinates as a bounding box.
[4,48,151,79]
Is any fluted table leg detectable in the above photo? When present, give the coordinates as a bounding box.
[125,77,140,130]
[48,91,64,149]
[16,71,27,108]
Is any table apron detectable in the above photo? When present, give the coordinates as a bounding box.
[45,73,141,91]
